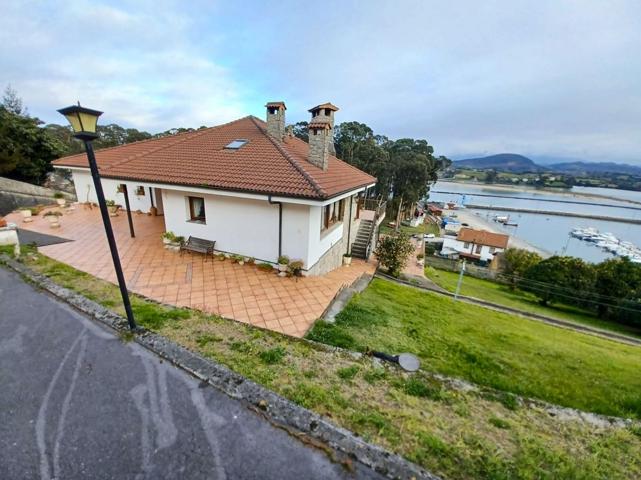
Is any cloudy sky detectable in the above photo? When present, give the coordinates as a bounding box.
[2,0,640,164]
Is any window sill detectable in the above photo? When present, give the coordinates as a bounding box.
[187,219,206,225]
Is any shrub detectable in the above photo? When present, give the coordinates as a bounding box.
[374,233,414,277]
[43,210,63,217]
[289,260,304,277]
[277,255,290,265]
[257,262,273,272]
[259,346,286,364]
[161,231,177,241]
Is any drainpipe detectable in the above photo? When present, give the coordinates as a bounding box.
[149,187,155,208]
[346,195,353,255]
[268,195,283,259]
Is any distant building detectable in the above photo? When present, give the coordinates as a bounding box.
[440,228,509,262]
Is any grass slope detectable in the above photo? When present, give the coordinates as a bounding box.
[307,278,641,419]
[424,266,641,339]
[4,248,641,479]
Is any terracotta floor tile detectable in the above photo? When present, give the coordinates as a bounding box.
[6,206,375,338]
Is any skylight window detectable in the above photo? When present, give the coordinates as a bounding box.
[225,139,248,150]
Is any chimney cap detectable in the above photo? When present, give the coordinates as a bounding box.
[308,102,339,113]
[266,101,287,110]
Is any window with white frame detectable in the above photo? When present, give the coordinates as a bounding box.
[188,196,206,223]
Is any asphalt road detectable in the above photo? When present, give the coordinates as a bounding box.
[0,267,385,480]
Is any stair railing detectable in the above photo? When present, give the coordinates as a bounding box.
[365,199,386,259]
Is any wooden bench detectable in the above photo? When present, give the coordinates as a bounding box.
[180,236,216,261]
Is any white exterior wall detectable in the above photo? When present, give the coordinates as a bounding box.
[441,237,503,262]
[70,170,154,213]
[307,205,344,267]
[67,167,368,273]
[162,189,310,265]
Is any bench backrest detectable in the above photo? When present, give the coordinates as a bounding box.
[186,236,215,249]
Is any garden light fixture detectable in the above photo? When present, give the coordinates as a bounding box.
[58,102,138,330]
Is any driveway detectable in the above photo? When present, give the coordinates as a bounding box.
[5,207,374,337]
[0,267,384,480]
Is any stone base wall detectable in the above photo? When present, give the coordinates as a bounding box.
[307,197,361,276]
[307,235,350,276]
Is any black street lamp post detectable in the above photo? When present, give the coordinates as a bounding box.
[58,103,138,330]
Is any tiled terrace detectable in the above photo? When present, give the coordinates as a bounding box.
[6,205,375,337]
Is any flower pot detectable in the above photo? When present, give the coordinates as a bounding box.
[278,263,288,273]
[108,205,119,217]
[343,256,352,266]
[56,198,66,206]
[20,209,33,223]
[46,216,60,228]
[238,261,245,266]
[162,237,172,245]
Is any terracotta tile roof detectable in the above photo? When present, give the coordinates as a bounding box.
[52,116,376,200]
[265,101,286,109]
[308,117,332,129]
[457,228,509,249]
[309,103,339,112]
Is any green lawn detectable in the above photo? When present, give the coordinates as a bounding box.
[307,278,641,419]
[424,266,641,339]
[4,249,641,479]
[379,219,440,237]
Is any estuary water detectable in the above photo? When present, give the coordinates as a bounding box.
[429,181,641,263]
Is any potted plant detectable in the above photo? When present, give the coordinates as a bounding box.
[416,253,425,266]
[106,200,119,216]
[343,253,352,266]
[54,192,66,206]
[289,260,304,277]
[20,208,33,223]
[246,257,255,267]
[44,210,63,228]
[257,262,273,272]
[217,253,226,261]
[277,255,290,276]
[161,231,182,251]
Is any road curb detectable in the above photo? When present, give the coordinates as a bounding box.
[1,255,439,480]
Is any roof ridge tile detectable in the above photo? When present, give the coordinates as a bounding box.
[248,116,327,198]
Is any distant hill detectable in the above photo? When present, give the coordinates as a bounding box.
[453,154,641,176]
[454,154,541,172]
[550,162,641,176]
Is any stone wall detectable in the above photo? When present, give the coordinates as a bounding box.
[307,195,361,276]
[0,176,75,216]
[307,128,330,170]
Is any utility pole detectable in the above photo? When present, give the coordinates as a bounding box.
[455,259,466,300]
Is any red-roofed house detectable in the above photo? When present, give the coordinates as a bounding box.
[52,102,379,275]
[440,227,509,262]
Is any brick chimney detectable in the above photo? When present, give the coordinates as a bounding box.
[307,103,339,170]
[265,101,286,140]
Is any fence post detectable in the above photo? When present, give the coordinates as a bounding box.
[455,259,466,300]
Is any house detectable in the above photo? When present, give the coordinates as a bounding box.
[52,101,380,276]
[427,204,443,216]
[440,227,509,262]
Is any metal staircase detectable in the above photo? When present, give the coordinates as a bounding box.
[350,219,374,259]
